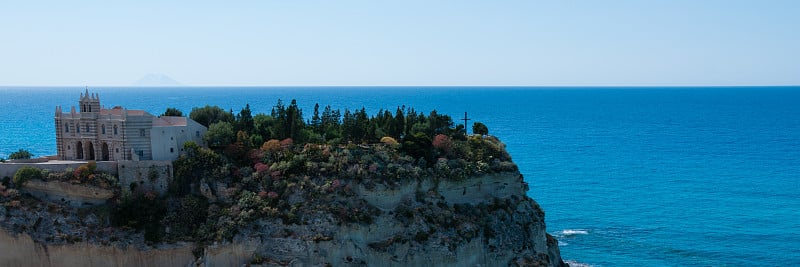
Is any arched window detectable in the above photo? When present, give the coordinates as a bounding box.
[102,124,106,134]
[65,123,70,133]
[85,124,90,133]
[114,125,118,135]
[76,124,80,133]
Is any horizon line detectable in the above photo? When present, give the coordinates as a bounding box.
[1,84,798,88]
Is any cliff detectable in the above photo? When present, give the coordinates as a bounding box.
[1,171,565,267]
[0,137,566,267]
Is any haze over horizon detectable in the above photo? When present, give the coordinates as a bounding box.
[1,1,798,86]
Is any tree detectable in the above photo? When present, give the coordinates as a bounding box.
[253,113,276,141]
[473,122,489,136]
[236,104,254,133]
[190,105,234,127]
[161,107,183,117]
[8,149,33,160]
[402,132,433,164]
[393,106,406,138]
[204,121,236,147]
[171,142,223,196]
[320,105,341,141]
[285,100,304,142]
[311,103,322,133]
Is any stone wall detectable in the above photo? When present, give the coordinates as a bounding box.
[0,161,117,179]
[117,160,173,195]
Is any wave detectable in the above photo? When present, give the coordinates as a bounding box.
[564,260,594,267]
[561,229,589,236]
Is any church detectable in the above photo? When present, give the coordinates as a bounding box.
[54,89,207,161]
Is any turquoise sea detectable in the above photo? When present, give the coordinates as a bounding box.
[1,86,799,266]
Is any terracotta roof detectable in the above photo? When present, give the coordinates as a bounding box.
[153,116,188,126]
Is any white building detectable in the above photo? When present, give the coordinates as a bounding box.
[54,89,207,161]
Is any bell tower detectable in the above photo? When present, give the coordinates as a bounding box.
[79,87,101,113]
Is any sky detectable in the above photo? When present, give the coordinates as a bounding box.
[1,0,798,86]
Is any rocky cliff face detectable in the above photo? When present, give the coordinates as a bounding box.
[0,170,565,267]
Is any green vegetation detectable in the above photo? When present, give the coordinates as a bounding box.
[190,105,234,127]
[13,166,43,186]
[473,122,489,136]
[8,149,33,160]
[36,161,118,189]
[161,107,184,117]
[111,190,166,243]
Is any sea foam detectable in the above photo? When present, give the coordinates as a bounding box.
[561,229,589,236]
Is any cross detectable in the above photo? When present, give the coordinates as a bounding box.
[462,112,471,135]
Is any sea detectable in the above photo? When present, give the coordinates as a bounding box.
[1,86,798,266]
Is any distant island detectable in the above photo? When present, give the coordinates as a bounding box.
[0,92,567,267]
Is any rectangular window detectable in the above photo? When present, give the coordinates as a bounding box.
[170,147,174,153]
[140,129,146,137]
[196,131,200,137]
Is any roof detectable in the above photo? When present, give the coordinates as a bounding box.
[99,108,147,116]
[153,116,188,126]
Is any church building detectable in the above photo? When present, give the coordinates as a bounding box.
[55,89,207,161]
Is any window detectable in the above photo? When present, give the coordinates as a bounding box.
[115,148,119,153]
[102,125,106,134]
[114,125,118,135]
[196,131,200,137]
[67,145,71,150]
[76,124,80,133]
[140,129,146,137]
[65,123,69,133]
[137,150,144,157]
[85,124,90,133]
[170,147,174,153]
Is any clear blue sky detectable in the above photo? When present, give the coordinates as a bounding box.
[1,0,798,86]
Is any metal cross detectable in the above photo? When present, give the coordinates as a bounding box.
[462,112,471,135]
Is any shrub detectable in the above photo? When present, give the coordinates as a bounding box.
[432,134,453,156]
[280,138,294,148]
[472,122,489,136]
[73,161,97,182]
[380,136,398,146]
[8,149,33,160]
[13,166,43,186]
[261,139,282,152]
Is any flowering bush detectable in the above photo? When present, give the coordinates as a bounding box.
[432,134,453,156]
[73,161,97,182]
[280,138,294,148]
[261,139,282,152]
[254,162,270,175]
